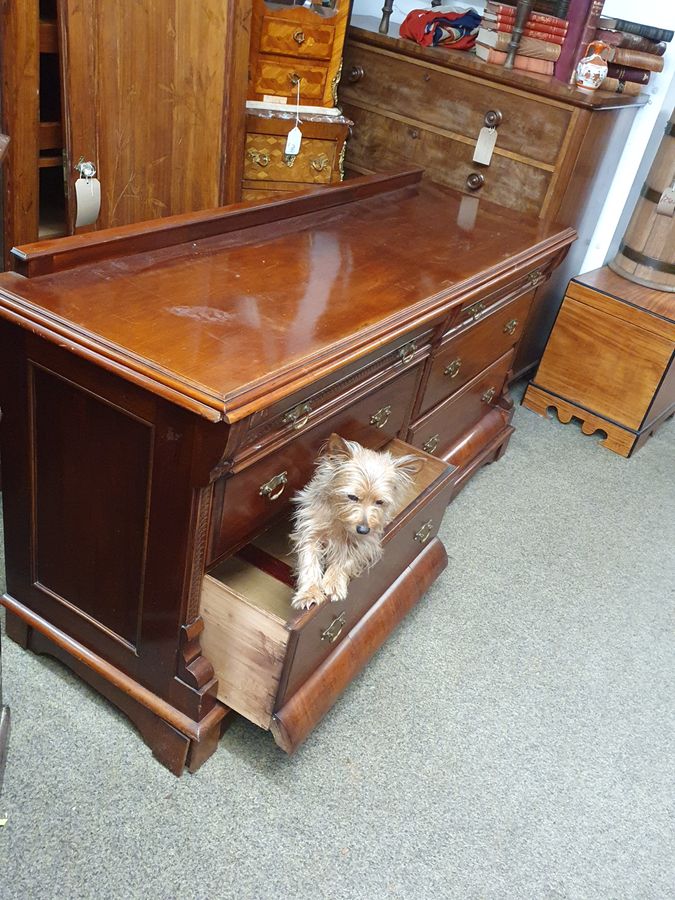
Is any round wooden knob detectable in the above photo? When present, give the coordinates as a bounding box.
[466,172,485,191]
[348,65,365,83]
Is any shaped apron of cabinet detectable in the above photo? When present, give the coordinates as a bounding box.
[200,438,455,753]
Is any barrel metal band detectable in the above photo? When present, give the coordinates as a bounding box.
[619,242,675,275]
[640,184,662,204]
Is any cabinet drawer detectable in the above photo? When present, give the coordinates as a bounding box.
[208,364,424,564]
[200,438,455,736]
[409,350,514,456]
[244,134,337,184]
[260,16,335,60]
[421,290,534,415]
[340,43,571,166]
[252,57,328,102]
[341,103,551,216]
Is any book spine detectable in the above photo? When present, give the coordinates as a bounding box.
[479,46,555,74]
[600,76,643,95]
[606,63,651,84]
[485,4,568,29]
[554,0,604,85]
[599,17,674,43]
[487,16,568,36]
[595,29,666,55]
[485,21,567,44]
[604,47,664,72]
[478,29,562,59]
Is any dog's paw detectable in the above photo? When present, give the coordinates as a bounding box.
[321,571,349,603]
[291,584,326,610]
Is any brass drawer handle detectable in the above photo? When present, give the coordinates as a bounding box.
[484,109,503,128]
[370,405,392,428]
[321,612,346,643]
[348,65,364,83]
[283,153,296,168]
[247,149,270,168]
[422,434,439,454]
[466,172,485,191]
[282,401,312,430]
[465,300,486,319]
[398,340,417,364]
[503,318,518,336]
[414,520,434,544]
[481,387,496,404]
[289,72,301,86]
[311,154,330,173]
[259,471,288,501]
[444,357,462,378]
[293,29,306,45]
[527,269,542,285]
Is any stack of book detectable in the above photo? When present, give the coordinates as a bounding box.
[474,2,569,75]
[595,16,673,95]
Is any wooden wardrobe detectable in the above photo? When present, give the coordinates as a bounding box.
[0,0,251,266]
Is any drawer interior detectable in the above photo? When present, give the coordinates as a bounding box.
[199,437,454,730]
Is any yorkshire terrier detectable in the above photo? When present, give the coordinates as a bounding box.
[290,433,423,610]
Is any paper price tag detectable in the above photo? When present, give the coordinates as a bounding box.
[74,176,101,227]
[285,126,303,156]
[472,126,497,167]
[656,186,675,218]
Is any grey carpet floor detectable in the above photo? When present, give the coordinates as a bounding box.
[1,387,673,900]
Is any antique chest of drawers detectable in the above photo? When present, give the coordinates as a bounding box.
[242,107,351,201]
[523,266,675,457]
[0,170,574,773]
[338,17,646,378]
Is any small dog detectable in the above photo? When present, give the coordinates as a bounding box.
[290,434,423,610]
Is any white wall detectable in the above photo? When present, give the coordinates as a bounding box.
[349,0,675,273]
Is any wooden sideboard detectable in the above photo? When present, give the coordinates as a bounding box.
[0,171,574,773]
[338,17,647,377]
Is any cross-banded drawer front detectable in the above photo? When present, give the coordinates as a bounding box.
[260,17,335,60]
[253,59,327,102]
[244,134,337,184]
[420,289,535,415]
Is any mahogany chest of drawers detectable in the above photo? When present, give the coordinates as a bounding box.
[0,171,574,773]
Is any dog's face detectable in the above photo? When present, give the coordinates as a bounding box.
[324,434,423,536]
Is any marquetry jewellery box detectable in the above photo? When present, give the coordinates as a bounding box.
[523,266,675,457]
[200,438,455,752]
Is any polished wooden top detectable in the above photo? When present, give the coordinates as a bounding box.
[348,17,649,111]
[574,266,675,323]
[0,171,575,422]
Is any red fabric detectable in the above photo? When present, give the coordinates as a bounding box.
[400,9,478,49]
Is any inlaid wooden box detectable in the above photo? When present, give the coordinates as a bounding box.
[523,267,675,457]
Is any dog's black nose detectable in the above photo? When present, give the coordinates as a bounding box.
[356,524,370,535]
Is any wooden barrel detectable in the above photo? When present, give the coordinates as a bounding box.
[609,108,675,292]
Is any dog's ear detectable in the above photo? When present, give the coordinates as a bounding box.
[393,454,424,477]
[325,433,353,460]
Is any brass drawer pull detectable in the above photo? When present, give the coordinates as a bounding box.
[398,340,417,364]
[481,387,496,404]
[466,172,485,192]
[484,109,503,128]
[289,72,301,86]
[259,471,288,501]
[283,153,296,168]
[422,434,439,454]
[444,357,462,378]
[370,405,392,428]
[321,612,346,643]
[311,154,330,173]
[465,300,486,319]
[503,318,518,336]
[414,520,434,544]
[246,149,270,168]
[527,269,542,285]
[282,401,312,430]
[293,29,306,45]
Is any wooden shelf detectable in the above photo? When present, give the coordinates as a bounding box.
[39,120,62,150]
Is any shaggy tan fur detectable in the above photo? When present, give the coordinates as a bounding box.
[290,434,423,610]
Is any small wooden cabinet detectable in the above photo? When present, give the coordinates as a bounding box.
[523,267,675,457]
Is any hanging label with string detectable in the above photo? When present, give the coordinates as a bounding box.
[285,79,303,157]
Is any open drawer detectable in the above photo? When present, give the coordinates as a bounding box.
[199,438,456,751]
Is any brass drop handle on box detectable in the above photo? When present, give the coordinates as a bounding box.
[370,405,392,428]
[247,149,270,168]
[503,318,518,336]
[282,401,312,430]
[414,520,434,544]
[398,340,417,364]
[481,387,496,404]
[348,65,365,83]
[465,300,486,319]
[321,612,346,643]
[422,434,439,454]
[311,154,330,173]
[259,471,288,501]
[444,357,462,378]
[293,30,306,45]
